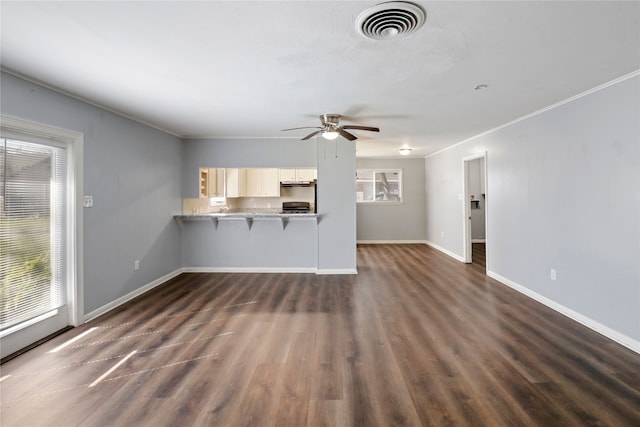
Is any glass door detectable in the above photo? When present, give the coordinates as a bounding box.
[0,137,69,358]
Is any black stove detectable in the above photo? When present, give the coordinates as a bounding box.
[282,201,311,213]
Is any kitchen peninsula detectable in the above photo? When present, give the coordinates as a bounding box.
[177,167,320,272]
[180,137,357,274]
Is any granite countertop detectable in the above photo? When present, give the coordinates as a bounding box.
[175,208,318,220]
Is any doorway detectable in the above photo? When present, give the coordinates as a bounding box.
[0,116,83,359]
[462,153,487,268]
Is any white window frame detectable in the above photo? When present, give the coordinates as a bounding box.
[356,168,403,204]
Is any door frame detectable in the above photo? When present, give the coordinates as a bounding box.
[462,152,487,265]
[0,115,84,357]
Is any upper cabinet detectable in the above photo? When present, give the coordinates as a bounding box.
[246,168,280,197]
[278,168,316,182]
[199,168,225,198]
[200,167,316,199]
[226,168,247,198]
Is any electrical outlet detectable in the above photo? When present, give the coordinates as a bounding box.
[550,269,556,281]
[441,231,444,238]
[83,195,93,208]
[134,260,140,271]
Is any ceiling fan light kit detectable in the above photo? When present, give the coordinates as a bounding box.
[322,131,339,140]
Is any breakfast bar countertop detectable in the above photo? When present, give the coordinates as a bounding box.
[176,207,318,218]
[174,209,319,227]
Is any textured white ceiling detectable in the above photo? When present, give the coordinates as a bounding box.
[1,1,639,157]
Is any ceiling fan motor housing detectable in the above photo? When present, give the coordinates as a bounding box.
[320,114,341,128]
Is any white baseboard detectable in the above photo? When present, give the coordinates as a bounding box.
[471,239,486,243]
[316,268,358,275]
[487,270,640,355]
[357,240,429,244]
[185,266,357,275]
[183,267,317,274]
[84,268,185,322]
[424,240,465,262]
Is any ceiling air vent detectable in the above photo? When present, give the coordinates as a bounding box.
[356,1,426,40]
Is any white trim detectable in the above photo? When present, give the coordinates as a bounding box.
[357,240,428,244]
[426,69,640,159]
[183,267,317,274]
[315,269,358,275]
[424,241,464,262]
[84,268,184,322]
[471,239,486,243]
[487,271,640,355]
[0,310,58,339]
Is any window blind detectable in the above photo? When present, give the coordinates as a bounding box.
[0,138,67,330]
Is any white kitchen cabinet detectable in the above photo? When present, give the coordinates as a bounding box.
[200,168,225,197]
[262,168,280,196]
[279,168,297,182]
[278,168,316,182]
[226,168,247,198]
[297,168,315,181]
[246,168,280,197]
[209,168,225,197]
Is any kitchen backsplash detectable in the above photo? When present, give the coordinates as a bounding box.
[183,185,315,214]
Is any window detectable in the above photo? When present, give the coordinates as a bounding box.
[356,169,402,203]
[0,138,67,331]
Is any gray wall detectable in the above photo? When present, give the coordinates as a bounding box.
[317,139,356,272]
[356,158,426,242]
[1,72,183,314]
[425,74,640,344]
[181,137,357,272]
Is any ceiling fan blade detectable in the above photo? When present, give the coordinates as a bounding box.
[301,130,323,140]
[342,125,380,132]
[338,129,357,141]
[282,126,321,131]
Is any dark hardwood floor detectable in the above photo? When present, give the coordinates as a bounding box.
[472,242,486,270]
[1,244,639,426]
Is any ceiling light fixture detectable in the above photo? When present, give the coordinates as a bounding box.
[399,148,412,155]
[322,130,339,140]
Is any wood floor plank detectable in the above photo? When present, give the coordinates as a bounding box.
[2,244,639,426]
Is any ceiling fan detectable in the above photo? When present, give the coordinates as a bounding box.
[282,114,380,141]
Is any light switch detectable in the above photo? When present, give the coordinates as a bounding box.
[83,195,94,208]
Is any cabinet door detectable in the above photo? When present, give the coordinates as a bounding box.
[207,168,218,197]
[297,168,315,181]
[208,168,224,197]
[279,168,296,182]
[226,168,246,198]
[245,168,263,196]
[261,168,280,197]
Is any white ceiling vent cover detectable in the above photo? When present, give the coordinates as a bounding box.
[356,2,426,40]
